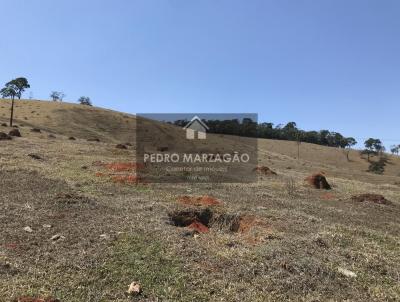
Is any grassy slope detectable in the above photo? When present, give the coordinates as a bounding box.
[1,99,399,182]
[0,99,400,301]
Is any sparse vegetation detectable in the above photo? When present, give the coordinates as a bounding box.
[50,91,65,101]
[368,156,388,174]
[78,96,92,106]
[390,144,400,155]
[361,138,384,162]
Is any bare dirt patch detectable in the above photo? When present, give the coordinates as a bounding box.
[104,162,144,172]
[169,208,213,228]
[253,166,277,175]
[351,194,391,205]
[112,175,144,184]
[305,173,331,190]
[177,195,222,206]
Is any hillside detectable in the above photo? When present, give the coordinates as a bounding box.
[1,99,399,182]
[0,99,136,143]
[1,99,400,301]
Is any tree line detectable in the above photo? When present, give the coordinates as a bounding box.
[173,118,358,149]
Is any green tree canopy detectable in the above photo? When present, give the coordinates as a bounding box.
[6,77,30,99]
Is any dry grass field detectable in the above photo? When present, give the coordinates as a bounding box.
[1,99,399,301]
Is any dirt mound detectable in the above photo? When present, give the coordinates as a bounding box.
[9,129,21,137]
[213,214,269,234]
[253,166,277,175]
[305,173,331,190]
[169,208,213,233]
[187,221,209,233]
[13,297,59,302]
[0,132,12,140]
[93,161,145,185]
[177,195,222,206]
[116,144,127,149]
[230,215,263,233]
[112,175,143,184]
[351,194,391,205]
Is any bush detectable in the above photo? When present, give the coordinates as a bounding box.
[368,157,388,174]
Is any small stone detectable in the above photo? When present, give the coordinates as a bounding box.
[51,234,65,242]
[28,153,42,160]
[99,234,109,240]
[127,281,142,296]
[338,267,357,278]
[23,226,33,233]
[43,224,52,228]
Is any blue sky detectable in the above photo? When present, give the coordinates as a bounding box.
[0,0,399,148]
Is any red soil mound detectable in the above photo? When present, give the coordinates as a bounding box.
[305,173,331,190]
[112,175,144,184]
[351,194,391,205]
[187,221,209,233]
[93,162,146,185]
[104,162,144,172]
[177,195,222,206]
[253,166,277,175]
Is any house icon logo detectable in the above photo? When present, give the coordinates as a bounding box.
[183,115,209,140]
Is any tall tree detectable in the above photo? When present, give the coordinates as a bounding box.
[6,77,30,99]
[0,86,17,126]
[343,137,357,161]
[363,138,383,162]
